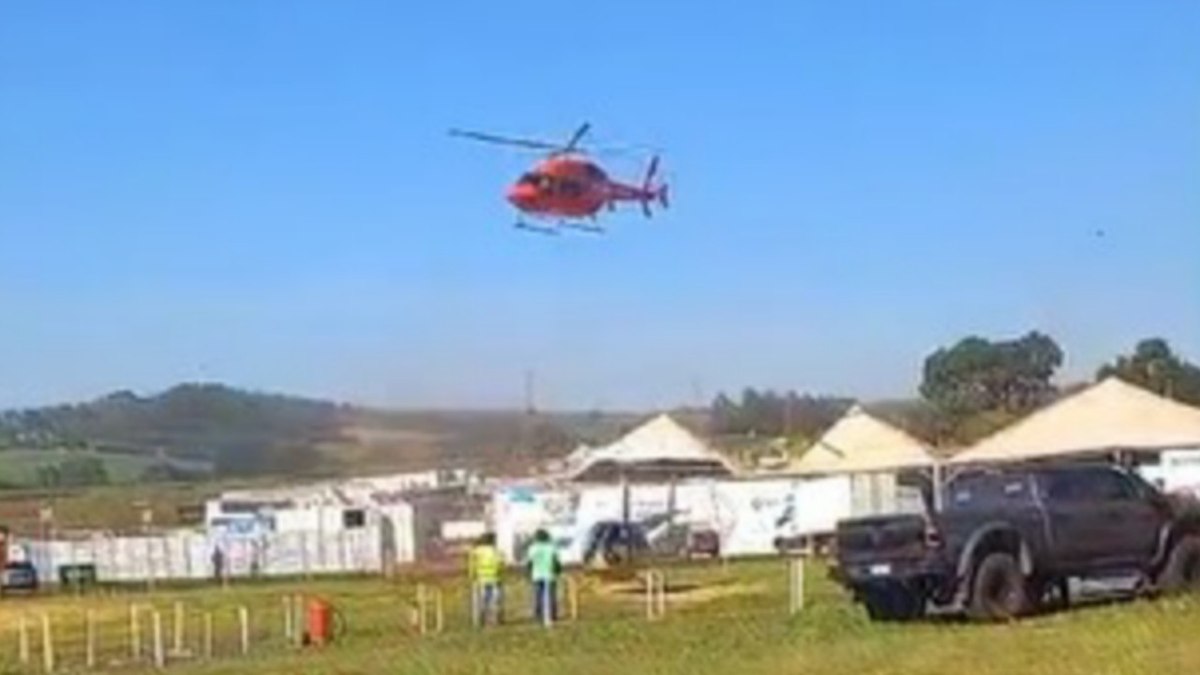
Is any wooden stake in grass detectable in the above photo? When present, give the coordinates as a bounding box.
[238,606,250,655]
[173,601,185,655]
[565,575,580,622]
[129,604,141,660]
[416,584,427,635]
[41,613,55,673]
[152,610,165,669]
[435,587,444,634]
[293,595,305,647]
[788,557,806,615]
[283,595,294,643]
[85,610,97,669]
[414,584,443,636]
[18,614,30,665]
[203,612,214,660]
[644,570,666,620]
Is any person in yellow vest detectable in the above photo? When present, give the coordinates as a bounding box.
[468,532,504,627]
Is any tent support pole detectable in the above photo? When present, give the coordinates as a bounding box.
[931,462,944,513]
[621,471,632,564]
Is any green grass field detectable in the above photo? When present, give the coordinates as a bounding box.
[0,450,213,490]
[0,450,154,487]
[1,559,1197,675]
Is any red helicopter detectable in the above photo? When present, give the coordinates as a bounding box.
[450,123,668,234]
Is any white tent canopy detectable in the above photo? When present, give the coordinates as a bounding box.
[791,405,934,475]
[951,377,1200,465]
[569,414,735,482]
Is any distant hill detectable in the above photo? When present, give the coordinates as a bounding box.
[0,384,350,483]
[0,384,650,486]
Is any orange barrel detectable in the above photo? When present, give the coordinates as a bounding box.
[306,598,333,646]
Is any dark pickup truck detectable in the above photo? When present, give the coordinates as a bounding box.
[833,463,1200,621]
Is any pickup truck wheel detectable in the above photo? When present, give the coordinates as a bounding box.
[862,585,923,622]
[968,552,1029,621]
[1158,536,1200,594]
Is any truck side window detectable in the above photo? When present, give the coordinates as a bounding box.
[1088,470,1138,501]
[1045,469,1137,502]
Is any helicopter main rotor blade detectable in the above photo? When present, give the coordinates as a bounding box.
[448,129,562,151]
[563,122,591,153]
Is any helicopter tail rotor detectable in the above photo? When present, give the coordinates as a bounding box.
[640,155,668,218]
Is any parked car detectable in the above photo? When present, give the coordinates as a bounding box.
[582,521,651,567]
[1,561,39,594]
[687,529,721,559]
[832,463,1200,622]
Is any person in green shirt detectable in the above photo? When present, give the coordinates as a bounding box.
[524,529,561,626]
[468,532,504,627]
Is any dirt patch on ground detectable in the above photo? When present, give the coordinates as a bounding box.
[590,577,766,608]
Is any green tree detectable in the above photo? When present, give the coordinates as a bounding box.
[709,389,851,438]
[1098,338,1200,405]
[57,455,111,486]
[921,331,1063,416]
[36,456,110,487]
[920,331,1063,443]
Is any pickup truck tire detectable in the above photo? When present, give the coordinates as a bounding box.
[1158,536,1200,594]
[968,552,1028,621]
[862,584,924,622]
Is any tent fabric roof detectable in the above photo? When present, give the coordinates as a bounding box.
[951,377,1200,465]
[790,405,934,475]
[568,414,735,480]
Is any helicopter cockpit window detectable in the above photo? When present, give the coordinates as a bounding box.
[558,179,584,197]
[518,173,540,185]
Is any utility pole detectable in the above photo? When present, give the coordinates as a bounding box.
[520,369,536,473]
[524,369,536,415]
[783,393,793,440]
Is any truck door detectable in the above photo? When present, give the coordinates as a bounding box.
[1040,468,1161,571]
[1086,468,1163,565]
[1039,469,1109,571]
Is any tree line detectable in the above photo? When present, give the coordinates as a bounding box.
[710,334,1200,447]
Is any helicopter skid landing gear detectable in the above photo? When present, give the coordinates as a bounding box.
[561,221,605,235]
[515,221,559,236]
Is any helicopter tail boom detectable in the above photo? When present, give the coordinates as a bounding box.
[607,155,669,218]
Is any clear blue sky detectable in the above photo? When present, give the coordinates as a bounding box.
[1,2,1197,410]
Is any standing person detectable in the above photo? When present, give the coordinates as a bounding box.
[210,545,225,584]
[525,529,561,626]
[468,532,504,627]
